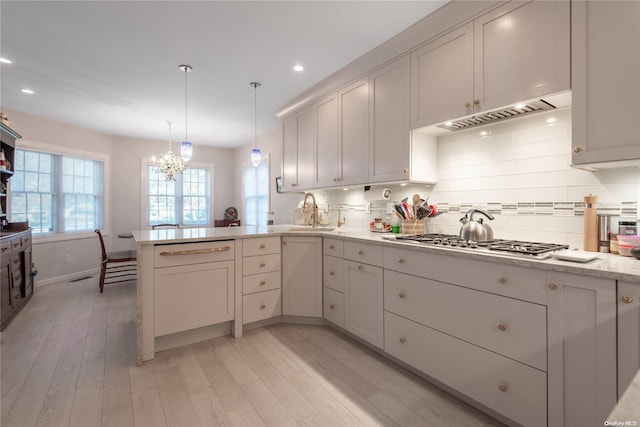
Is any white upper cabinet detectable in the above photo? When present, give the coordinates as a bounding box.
[338,78,369,186]
[282,115,298,190]
[369,55,412,183]
[411,0,570,129]
[315,92,339,188]
[296,107,316,190]
[474,0,570,112]
[571,0,640,167]
[411,23,474,129]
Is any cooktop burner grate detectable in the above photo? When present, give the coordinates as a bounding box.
[395,234,569,255]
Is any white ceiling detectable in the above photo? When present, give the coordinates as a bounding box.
[1,1,447,148]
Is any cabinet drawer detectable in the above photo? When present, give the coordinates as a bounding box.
[323,238,344,257]
[385,270,546,371]
[385,311,546,427]
[155,240,234,268]
[344,241,383,266]
[323,255,344,293]
[384,246,547,304]
[10,238,20,250]
[323,287,344,328]
[243,271,281,295]
[243,237,281,257]
[1,240,11,255]
[243,289,281,324]
[243,253,281,276]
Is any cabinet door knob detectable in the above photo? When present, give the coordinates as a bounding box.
[291,183,297,187]
[259,244,266,249]
[573,146,583,154]
[621,294,634,304]
[402,168,408,174]
[259,262,266,268]
[358,250,364,255]
[259,280,266,286]
[465,102,471,108]
[329,245,335,250]
[473,99,480,105]
[329,271,335,276]
[399,337,406,344]
[498,276,506,284]
[330,304,335,310]
[14,294,20,300]
[498,383,508,393]
[548,283,558,290]
[498,324,507,332]
[357,265,363,270]
[399,292,406,299]
[398,258,405,264]
[260,304,266,310]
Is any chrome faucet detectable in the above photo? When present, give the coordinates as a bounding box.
[303,192,318,228]
[337,208,346,227]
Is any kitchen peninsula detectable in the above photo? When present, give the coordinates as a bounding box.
[133,225,640,427]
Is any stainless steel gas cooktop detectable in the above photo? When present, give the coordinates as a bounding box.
[394,234,569,259]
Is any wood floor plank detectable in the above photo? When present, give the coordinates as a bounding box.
[131,386,168,427]
[69,381,103,427]
[35,390,75,427]
[154,366,199,427]
[188,386,233,427]
[215,336,261,386]
[173,345,210,393]
[241,379,298,427]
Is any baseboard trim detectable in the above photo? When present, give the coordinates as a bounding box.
[36,268,100,288]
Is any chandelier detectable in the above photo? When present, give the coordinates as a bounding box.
[152,120,185,181]
[250,81,262,167]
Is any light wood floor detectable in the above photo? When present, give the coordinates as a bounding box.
[1,278,505,427]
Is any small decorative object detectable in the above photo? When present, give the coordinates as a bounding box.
[250,82,262,166]
[275,176,283,193]
[0,112,9,125]
[224,206,238,220]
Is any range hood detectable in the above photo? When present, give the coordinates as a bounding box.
[416,91,571,136]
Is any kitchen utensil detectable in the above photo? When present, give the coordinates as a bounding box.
[583,194,598,252]
[401,201,412,219]
[412,194,420,218]
[597,214,610,253]
[459,208,494,241]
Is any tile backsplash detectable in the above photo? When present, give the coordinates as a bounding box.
[314,108,639,249]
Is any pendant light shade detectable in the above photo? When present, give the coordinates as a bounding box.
[250,81,262,167]
[180,65,193,162]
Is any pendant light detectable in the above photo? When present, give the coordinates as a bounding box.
[152,120,185,181]
[179,64,193,162]
[250,81,262,167]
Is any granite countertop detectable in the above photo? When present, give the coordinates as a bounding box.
[131,225,640,283]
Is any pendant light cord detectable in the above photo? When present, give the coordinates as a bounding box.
[254,83,257,149]
[184,68,188,142]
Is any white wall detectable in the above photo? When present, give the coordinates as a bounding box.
[5,109,237,284]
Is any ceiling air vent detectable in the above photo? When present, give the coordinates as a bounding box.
[437,99,556,131]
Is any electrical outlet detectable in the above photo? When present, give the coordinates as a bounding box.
[64,254,70,263]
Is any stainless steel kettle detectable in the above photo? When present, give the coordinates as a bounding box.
[459,208,495,241]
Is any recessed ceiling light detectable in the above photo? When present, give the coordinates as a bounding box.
[343,188,349,191]
[445,121,453,126]
[0,57,13,64]
[293,64,304,72]
[21,88,35,94]
[514,103,526,109]
[480,130,490,137]
[546,117,557,124]
[400,183,407,187]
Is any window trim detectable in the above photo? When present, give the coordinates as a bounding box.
[14,139,110,242]
[140,158,214,229]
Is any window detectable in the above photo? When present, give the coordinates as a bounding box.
[146,165,210,226]
[243,158,269,226]
[11,148,104,234]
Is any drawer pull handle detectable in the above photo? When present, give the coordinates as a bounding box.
[498,383,508,393]
[399,337,406,344]
[160,246,231,256]
[357,265,363,270]
[548,283,558,290]
[330,304,335,310]
[399,292,406,299]
[260,304,266,310]
[498,324,507,332]
[329,271,335,276]
[329,245,335,250]
[259,262,266,268]
[398,258,405,264]
[498,276,506,284]
[621,294,634,304]
[260,280,266,286]
[15,294,20,300]
[259,244,266,249]
[358,250,364,255]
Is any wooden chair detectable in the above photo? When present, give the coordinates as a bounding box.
[94,229,137,293]
[151,223,180,230]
